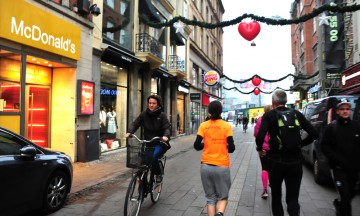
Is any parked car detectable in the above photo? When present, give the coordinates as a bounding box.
[0,127,73,215]
[301,95,360,184]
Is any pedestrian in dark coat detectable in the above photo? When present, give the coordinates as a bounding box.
[256,90,318,216]
[321,98,360,216]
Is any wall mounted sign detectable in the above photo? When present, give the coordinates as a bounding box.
[0,0,81,60]
[77,80,95,115]
[203,70,219,87]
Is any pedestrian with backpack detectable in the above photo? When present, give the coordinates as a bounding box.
[254,104,272,199]
[321,98,360,216]
[255,90,318,216]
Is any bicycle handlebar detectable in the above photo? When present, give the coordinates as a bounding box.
[127,133,163,144]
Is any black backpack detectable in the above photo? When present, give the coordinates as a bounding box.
[275,109,302,153]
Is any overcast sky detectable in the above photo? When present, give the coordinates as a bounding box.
[221,0,295,104]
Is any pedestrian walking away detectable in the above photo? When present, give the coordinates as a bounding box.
[193,100,235,216]
[125,95,171,183]
[321,98,360,216]
[255,90,318,216]
[254,104,272,199]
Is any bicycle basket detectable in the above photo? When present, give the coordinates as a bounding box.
[126,141,155,168]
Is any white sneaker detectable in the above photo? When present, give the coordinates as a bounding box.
[261,189,268,199]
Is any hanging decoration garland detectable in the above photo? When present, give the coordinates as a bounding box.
[140,4,360,29]
[220,71,319,84]
[223,86,294,94]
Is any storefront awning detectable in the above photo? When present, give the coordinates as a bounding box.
[101,43,142,67]
[338,84,360,95]
[139,0,162,23]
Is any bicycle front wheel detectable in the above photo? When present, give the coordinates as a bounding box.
[150,161,164,203]
[124,174,143,216]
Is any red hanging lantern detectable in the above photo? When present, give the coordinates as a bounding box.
[252,77,261,86]
[254,88,260,95]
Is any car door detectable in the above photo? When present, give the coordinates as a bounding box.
[0,131,47,214]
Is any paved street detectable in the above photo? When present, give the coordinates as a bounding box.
[50,123,360,216]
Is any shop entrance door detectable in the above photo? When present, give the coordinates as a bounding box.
[26,86,50,148]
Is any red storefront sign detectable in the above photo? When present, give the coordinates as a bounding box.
[340,63,360,94]
[202,93,220,106]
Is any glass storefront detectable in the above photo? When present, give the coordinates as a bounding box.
[190,101,200,134]
[99,62,128,152]
[0,48,73,147]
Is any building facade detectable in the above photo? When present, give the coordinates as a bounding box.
[188,0,224,134]
[291,0,359,108]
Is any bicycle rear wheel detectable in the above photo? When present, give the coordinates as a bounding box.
[150,161,164,203]
[124,174,143,216]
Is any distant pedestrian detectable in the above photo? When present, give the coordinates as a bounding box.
[255,90,318,216]
[321,98,360,216]
[193,100,235,216]
[242,115,249,132]
[254,104,272,199]
[251,117,255,126]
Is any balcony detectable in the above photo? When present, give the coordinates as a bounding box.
[168,55,186,80]
[135,33,164,69]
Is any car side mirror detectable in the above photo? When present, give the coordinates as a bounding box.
[20,145,37,158]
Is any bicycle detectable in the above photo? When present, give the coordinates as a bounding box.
[124,134,167,216]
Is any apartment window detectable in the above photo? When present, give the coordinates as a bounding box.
[107,21,115,40]
[120,29,125,45]
[300,29,304,44]
[313,45,318,72]
[206,36,209,55]
[313,17,317,34]
[106,0,115,9]
[206,7,209,22]
[200,29,203,49]
[210,42,214,60]
[200,0,203,14]
[299,0,303,13]
[183,0,189,18]
[120,1,127,15]
[193,17,197,41]
[300,54,305,74]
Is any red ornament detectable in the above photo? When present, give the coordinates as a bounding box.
[254,88,260,95]
[238,21,261,41]
[252,77,261,86]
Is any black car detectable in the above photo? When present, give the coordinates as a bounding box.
[0,127,73,215]
[301,95,360,184]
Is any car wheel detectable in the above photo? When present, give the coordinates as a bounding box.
[42,170,70,214]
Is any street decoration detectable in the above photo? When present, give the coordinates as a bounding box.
[220,71,319,84]
[140,4,360,29]
[318,12,331,26]
[253,88,260,95]
[224,86,294,94]
[238,21,261,41]
[173,21,185,33]
[251,76,261,86]
[203,70,220,87]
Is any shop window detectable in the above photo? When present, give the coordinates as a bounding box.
[0,81,20,112]
[0,51,21,113]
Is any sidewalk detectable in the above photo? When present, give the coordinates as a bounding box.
[70,134,196,194]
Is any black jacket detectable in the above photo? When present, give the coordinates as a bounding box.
[256,106,318,159]
[321,117,360,172]
[128,108,171,141]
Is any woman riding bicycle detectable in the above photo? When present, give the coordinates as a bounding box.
[125,95,171,183]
